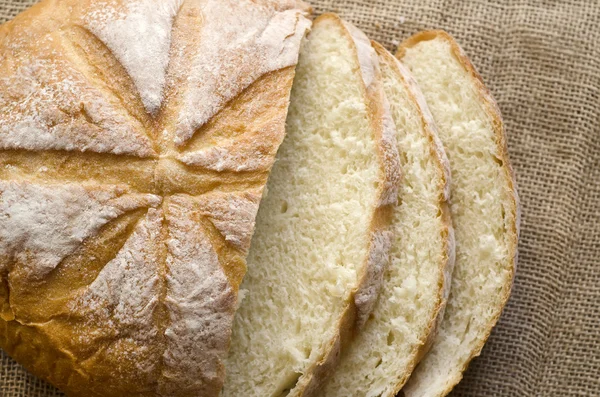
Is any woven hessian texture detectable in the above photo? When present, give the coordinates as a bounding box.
[1,0,600,396]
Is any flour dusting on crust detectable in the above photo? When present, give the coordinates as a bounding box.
[0,57,156,156]
[0,180,161,278]
[161,195,236,396]
[195,191,262,253]
[85,0,183,113]
[181,137,279,173]
[377,89,402,206]
[173,0,311,145]
[354,230,393,328]
[66,208,165,383]
[73,208,163,326]
[342,20,377,89]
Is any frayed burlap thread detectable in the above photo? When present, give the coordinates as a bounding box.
[1,1,600,396]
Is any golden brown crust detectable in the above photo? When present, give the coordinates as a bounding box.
[1,206,166,397]
[0,1,310,396]
[291,14,401,397]
[397,30,520,397]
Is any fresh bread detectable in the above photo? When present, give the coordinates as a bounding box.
[397,31,520,397]
[223,14,400,397]
[0,1,310,396]
[320,42,454,397]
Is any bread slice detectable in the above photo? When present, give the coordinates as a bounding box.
[320,42,454,397]
[223,14,400,397]
[397,31,520,397]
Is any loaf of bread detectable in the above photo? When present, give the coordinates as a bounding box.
[0,1,522,395]
[398,31,520,397]
[0,0,310,396]
[223,13,400,397]
[320,42,454,397]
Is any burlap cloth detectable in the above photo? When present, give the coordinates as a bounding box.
[1,0,599,396]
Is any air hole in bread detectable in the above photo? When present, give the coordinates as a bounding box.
[387,331,395,346]
[0,272,13,322]
[277,373,301,397]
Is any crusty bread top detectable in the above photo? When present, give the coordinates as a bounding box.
[0,1,310,396]
[397,31,520,397]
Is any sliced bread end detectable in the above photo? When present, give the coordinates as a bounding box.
[397,31,520,397]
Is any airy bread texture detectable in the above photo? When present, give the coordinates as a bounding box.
[0,1,310,396]
[397,31,520,397]
[320,43,454,397]
[223,14,400,397]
